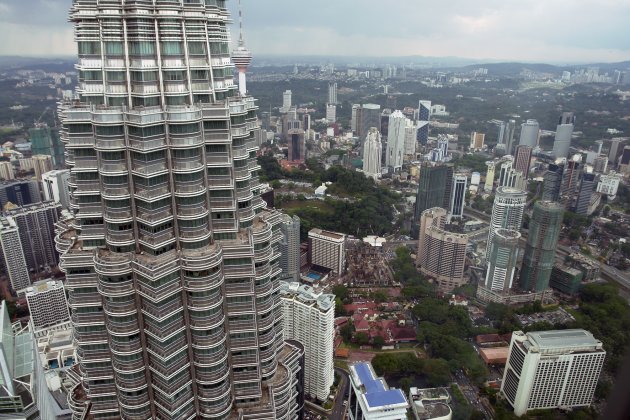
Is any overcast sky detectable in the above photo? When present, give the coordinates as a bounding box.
[0,0,628,63]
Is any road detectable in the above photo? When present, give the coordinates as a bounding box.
[331,367,349,420]
[454,370,493,419]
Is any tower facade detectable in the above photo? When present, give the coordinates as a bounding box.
[417,100,431,145]
[519,119,539,148]
[362,128,382,179]
[552,112,575,158]
[449,173,468,220]
[513,145,533,177]
[484,160,496,191]
[279,214,301,282]
[501,330,605,416]
[57,1,303,419]
[417,207,468,293]
[486,187,526,259]
[385,110,406,171]
[484,229,521,292]
[519,201,563,292]
[328,82,338,105]
[231,0,252,97]
[0,216,30,293]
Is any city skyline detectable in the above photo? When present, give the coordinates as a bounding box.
[0,0,628,63]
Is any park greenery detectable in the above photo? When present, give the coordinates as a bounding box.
[257,154,400,239]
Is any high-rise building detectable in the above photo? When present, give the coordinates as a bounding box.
[503,119,517,155]
[308,228,346,276]
[575,172,596,215]
[328,82,338,105]
[41,169,71,210]
[519,201,563,292]
[326,103,337,123]
[288,128,306,162]
[552,112,575,158]
[608,138,624,164]
[561,155,582,207]
[0,180,41,208]
[513,145,533,177]
[484,229,521,293]
[597,172,621,197]
[386,110,406,170]
[29,124,65,167]
[56,1,305,418]
[19,155,54,181]
[403,120,418,156]
[414,163,450,227]
[501,330,605,416]
[0,301,68,419]
[348,362,409,420]
[360,104,381,142]
[351,104,361,133]
[5,201,61,273]
[470,132,485,151]
[279,214,301,282]
[302,113,311,132]
[542,162,564,202]
[417,100,431,145]
[282,89,292,112]
[0,216,30,293]
[363,128,382,179]
[619,146,630,175]
[280,282,334,402]
[519,119,540,148]
[0,161,15,181]
[592,155,608,173]
[486,187,526,258]
[485,160,496,191]
[449,174,467,220]
[25,279,71,337]
[417,207,468,293]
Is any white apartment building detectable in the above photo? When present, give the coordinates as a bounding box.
[0,216,30,293]
[25,279,71,337]
[279,214,301,282]
[363,128,382,179]
[386,110,407,171]
[41,169,71,210]
[280,281,335,402]
[326,103,337,123]
[596,172,621,197]
[308,228,346,275]
[348,362,409,420]
[501,330,605,416]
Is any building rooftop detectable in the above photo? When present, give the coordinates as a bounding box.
[279,281,335,311]
[25,279,63,297]
[524,329,603,351]
[309,228,345,241]
[350,362,408,411]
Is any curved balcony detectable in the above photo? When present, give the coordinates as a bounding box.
[179,226,211,241]
[138,230,176,247]
[103,299,137,317]
[198,400,232,419]
[143,317,186,339]
[210,218,236,230]
[86,382,118,397]
[197,381,231,401]
[187,291,223,311]
[71,311,105,327]
[238,207,255,223]
[68,383,89,416]
[135,184,171,201]
[233,167,251,181]
[207,176,233,188]
[192,349,228,367]
[257,328,276,347]
[100,161,128,176]
[254,246,273,263]
[132,160,168,177]
[98,278,134,298]
[146,336,189,359]
[129,137,166,151]
[173,157,204,173]
[118,391,150,410]
[102,185,130,199]
[257,315,274,331]
[95,137,126,150]
[112,356,146,373]
[138,280,182,304]
[94,251,133,276]
[105,317,140,336]
[206,153,231,166]
[141,296,183,321]
[189,311,224,330]
[255,267,272,283]
[103,207,133,223]
[236,187,253,202]
[173,181,206,196]
[114,375,148,392]
[180,243,222,270]
[110,338,143,355]
[176,205,209,219]
[191,329,226,349]
[195,366,230,386]
[170,135,203,148]
[105,230,135,246]
[183,271,223,292]
[73,329,108,345]
[136,208,173,225]
[229,336,257,349]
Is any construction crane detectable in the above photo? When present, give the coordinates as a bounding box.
[35,106,51,126]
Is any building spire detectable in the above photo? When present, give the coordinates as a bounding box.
[238,0,245,46]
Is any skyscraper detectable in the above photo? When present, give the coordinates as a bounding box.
[41,169,71,210]
[470,132,485,151]
[485,160,496,191]
[386,110,406,170]
[362,128,382,179]
[57,1,304,418]
[519,201,563,292]
[449,174,468,220]
[288,129,306,162]
[326,103,336,123]
[542,162,564,202]
[360,104,381,142]
[404,120,418,156]
[574,172,596,216]
[503,119,517,155]
[0,216,30,293]
[282,89,292,112]
[417,100,431,145]
[486,187,526,259]
[417,208,468,293]
[552,112,575,158]
[25,279,71,337]
[484,229,521,292]
[351,104,361,133]
[279,214,301,282]
[328,82,338,105]
[280,282,334,402]
[414,163,450,228]
[518,119,540,148]
[501,330,605,416]
[308,229,346,276]
[513,145,533,177]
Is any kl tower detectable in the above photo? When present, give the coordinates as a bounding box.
[232,0,252,97]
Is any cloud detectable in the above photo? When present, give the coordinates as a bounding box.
[0,0,628,63]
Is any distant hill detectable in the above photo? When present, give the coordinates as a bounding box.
[0,56,76,72]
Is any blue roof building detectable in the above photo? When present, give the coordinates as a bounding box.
[348,362,409,419]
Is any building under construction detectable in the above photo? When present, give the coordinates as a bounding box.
[344,240,393,287]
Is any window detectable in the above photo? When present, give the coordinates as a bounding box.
[106,71,126,81]
[78,41,101,55]
[161,41,182,56]
[188,42,206,55]
[104,41,124,55]
[128,41,156,56]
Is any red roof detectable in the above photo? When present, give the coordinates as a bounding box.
[355,319,370,332]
